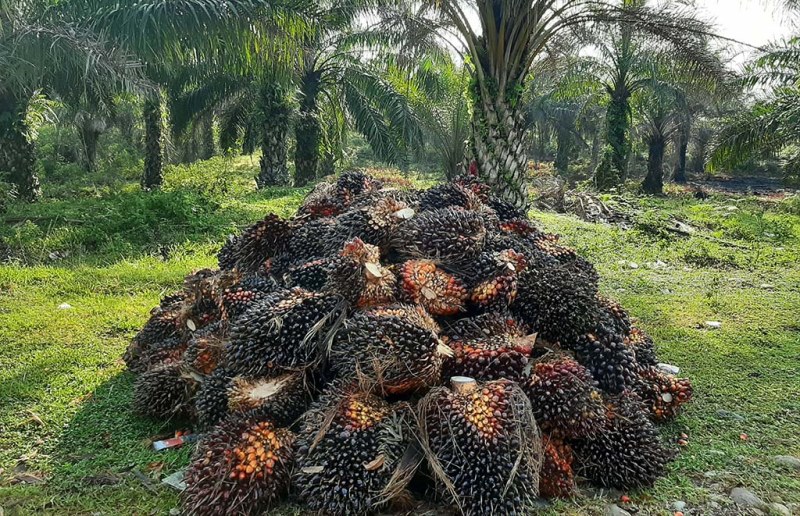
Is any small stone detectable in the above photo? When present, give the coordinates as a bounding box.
[657,363,680,375]
[672,501,687,511]
[716,409,745,421]
[730,487,766,510]
[769,503,791,516]
[169,509,180,516]
[705,321,722,329]
[58,303,72,310]
[760,284,775,289]
[774,455,800,470]
[605,504,631,516]
[703,470,720,478]
[628,262,639,269]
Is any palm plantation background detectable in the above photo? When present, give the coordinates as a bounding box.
[1,0,800,514]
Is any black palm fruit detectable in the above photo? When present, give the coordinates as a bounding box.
[573,392,674,489]
[572,320,640,395]
[397,208,486,265]
[226,371,312,426]
[133,362,198,420]
[217,214,294,272]
[293,390,415,515]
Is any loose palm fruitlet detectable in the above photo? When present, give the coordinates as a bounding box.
[294,389,416,515]
[419,378,541,516]
[124,171,692,512]
[182,417,294,516]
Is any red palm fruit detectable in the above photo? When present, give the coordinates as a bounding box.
[399,259,467,316]
[442,334,536,382]
[539,436,576,499]
[522,353,607,439]
[632,366,693,422]
[182,417,294,516]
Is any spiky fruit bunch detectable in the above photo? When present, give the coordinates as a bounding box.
[334,196,411,250]
[522,353,607,439]
[453,175,491,201]
[331,309,445,395]
[184,330,225,375]
[340,239,397,308]
[572,322,640,395]
[442,334,536,382]
[418,182,482,212]
[283,258,335,291]
[539,436,576,499]
[195,367,232,429]
[573,392,674,489]
[597,295,632,335]
[512,263,599,344]
[487,196,526,221]
[467,250,527,310]
[227,289,340,376]
[442,312,527,342]
[419,379,540,516]
[182,417,294,516]
[226,372,311,426]
[218,214,293,272]
[297,183,347,219]
[625,327,658,366]
[294,390,413,515]
[633,367,693,422]
[124,307,183,371]
[219,276,274,320]
[364,302,441,334]
[334,170,382,202]
[133,363,197,420]
[282,218,339,264]
[399,260,467,316]
[398,208,486,264]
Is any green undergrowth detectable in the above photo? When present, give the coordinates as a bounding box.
[1,160,798,515]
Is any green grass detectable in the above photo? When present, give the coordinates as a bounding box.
[1,159,799,515]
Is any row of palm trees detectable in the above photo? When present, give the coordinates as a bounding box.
[2,0,798,205]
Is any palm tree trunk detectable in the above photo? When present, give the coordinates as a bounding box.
[142,96,163,189]
[555,125,572,176]
[200,116,215,160]
[256,83,290,188]
[470,93,529,208]
[642,135,665,194]
[78,117,105,174]
[294,70,322,187]
[673,120,690,183]
[595,87,631,190]
[589,127,601,174]
[0,96,40,201]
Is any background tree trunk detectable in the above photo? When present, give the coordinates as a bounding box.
[555,125,572,176]
[470,93,529,209]
[78,116,106,174]
[256,83,290,187]
[142,97,163,189]
[595,87,631,190]
[673,120,690,183]
[0,95,40,201]
[642,135,665,194]
[200,116,215,160]
[294,70,322,187]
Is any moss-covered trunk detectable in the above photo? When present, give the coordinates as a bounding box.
[256,83,290,187]
[555,124,572,176]
[0,95,40,201]
[294,69,322,187]
[673,124,689,183]
[142,96,163,189]
[595,86,631,190]
[78,116,106,174]
[642,135,665,194]
[200,116,215,160]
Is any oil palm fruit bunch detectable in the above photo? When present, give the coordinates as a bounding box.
[217,214,294,272]
[419,378,541,515]
[511,262,600,344]
[182,416,294,516]
[397,207,487,265]
[522,353,607,439]
[466,249,527,310]
[539,435,576,499]
[331,307,446,395]
[441,333,536,383]
[133,362,199,420]
[227,288,340,376]
[573,391,674,489]
[294,389,415,515]
[633,366,693,422]
[625,326,658,366]
[226,371,311,426]
[398,259,468,316]
[572,321,640,394]
[126,171,691,512]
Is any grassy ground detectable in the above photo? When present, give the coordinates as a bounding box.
[1,157,798,515]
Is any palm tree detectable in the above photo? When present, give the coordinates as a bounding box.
[709,38,800,178]
[0,0,145,200]
[422,0,718,206]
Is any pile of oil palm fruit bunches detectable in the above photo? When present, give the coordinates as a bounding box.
[125,171,693,516]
